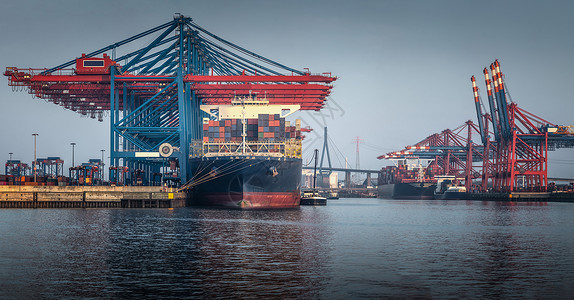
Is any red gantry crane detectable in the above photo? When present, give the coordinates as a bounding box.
[378,60,574,193]
[471,60,574,192]
[378,60,574,195]
[377,120,486,192]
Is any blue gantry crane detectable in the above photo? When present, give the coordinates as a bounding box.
[4,15,336,185]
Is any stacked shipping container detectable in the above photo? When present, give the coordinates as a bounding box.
[0,174,69,186]
[202,114,302,143]
[378,165,439,185]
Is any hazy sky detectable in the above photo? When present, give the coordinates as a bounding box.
[1,0,573,178]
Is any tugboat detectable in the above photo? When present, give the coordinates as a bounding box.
[301,149,327,205]
[434,175,468,200]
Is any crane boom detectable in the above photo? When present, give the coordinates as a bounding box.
[471,75,487,145]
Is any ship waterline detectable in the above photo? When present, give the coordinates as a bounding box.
[187,155,302,209]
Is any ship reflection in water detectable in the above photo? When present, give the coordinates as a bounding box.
[106,208,333,299]
[1,199,574,298]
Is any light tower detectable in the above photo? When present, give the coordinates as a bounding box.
[101,149,105,182]
[70,143,76,167]
[32,133,38,182]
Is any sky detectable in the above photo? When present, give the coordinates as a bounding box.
[1,0,573,178]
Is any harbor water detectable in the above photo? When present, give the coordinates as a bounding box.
[1,198,573,299]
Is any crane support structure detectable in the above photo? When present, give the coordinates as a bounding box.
[472,60,574,192]
[379,60,574,193]
[4,16,336,184]
[378,121,486,191]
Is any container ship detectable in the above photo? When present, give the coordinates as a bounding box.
[377,159,437,200]
[186,96,303,209]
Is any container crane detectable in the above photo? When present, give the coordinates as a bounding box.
[378,60,574,195]
[4,16,336,184]
[471,60,574,192]
[378,121,486,191]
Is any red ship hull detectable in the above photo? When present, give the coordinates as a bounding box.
[194,192,300,209]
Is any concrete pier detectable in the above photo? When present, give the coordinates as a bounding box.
[0,186,186,208]
[466,192,574,202]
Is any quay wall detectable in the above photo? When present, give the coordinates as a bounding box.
[466,192,574,202]
[0,186,187,208]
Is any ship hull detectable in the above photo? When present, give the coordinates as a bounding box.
[378,182,436,200]
[187,156,302,209]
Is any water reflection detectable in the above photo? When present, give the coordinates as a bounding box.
[102,208,333,298]
[466,201,567,298]
[1,200,574,299]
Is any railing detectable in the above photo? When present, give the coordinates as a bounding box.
[190,140,301,158]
